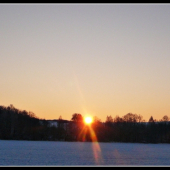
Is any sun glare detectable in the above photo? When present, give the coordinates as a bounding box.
[84,116,93,125]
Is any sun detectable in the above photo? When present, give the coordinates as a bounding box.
[84,116,93,125]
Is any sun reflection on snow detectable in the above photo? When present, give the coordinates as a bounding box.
[72,72,103,164]
[78,124,104,165]
[89,125,104,165]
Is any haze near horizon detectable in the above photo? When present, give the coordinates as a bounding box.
[1,4,170,122]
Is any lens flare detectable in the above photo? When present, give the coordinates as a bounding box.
[89,125,104,165]
[77,122,104,164]
[72,72,103,164]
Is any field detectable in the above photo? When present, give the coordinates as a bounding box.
[0,140,170,166]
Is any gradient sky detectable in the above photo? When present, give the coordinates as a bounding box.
[1,3,170,122]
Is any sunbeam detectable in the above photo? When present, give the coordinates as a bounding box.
[77,122,104,164]
[72,71,104,164]
[89,125,104,165]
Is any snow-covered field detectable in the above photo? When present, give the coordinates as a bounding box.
[0,140,170,166]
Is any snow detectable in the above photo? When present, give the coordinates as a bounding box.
[0,140,170,166]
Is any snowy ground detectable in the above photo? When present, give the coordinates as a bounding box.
[0,140,170,166]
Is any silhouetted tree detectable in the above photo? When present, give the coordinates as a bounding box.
[113,115,123,123]
[149,116,154,123]
[1,104,170,143]
[71,113,83,123]
[93,116,101,124]
[122,113,144,123]
[68,113,84,141]
[91,117,105,142]
[161,115,169,122]
[105,115,113,125]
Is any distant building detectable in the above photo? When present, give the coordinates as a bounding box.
[46,119,70,130]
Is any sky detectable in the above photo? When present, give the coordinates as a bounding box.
[1,3,170,122]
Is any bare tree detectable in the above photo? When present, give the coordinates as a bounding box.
[106,115,113,123]
[161,115,169,122]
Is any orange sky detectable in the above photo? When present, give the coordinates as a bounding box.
[1,4,170,122]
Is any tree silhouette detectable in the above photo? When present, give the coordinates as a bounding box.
[1,104,170,143]
[69,113,84,141]
[106,115,113,124]
[149,116,154,123]
[122,113,144,123]
[161,115,169,122]
[71,113,83,123]
[113,115,123,123]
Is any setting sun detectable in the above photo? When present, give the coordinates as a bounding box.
[84,116,93,125]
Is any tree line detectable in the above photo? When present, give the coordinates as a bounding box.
[0,104,170,143]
